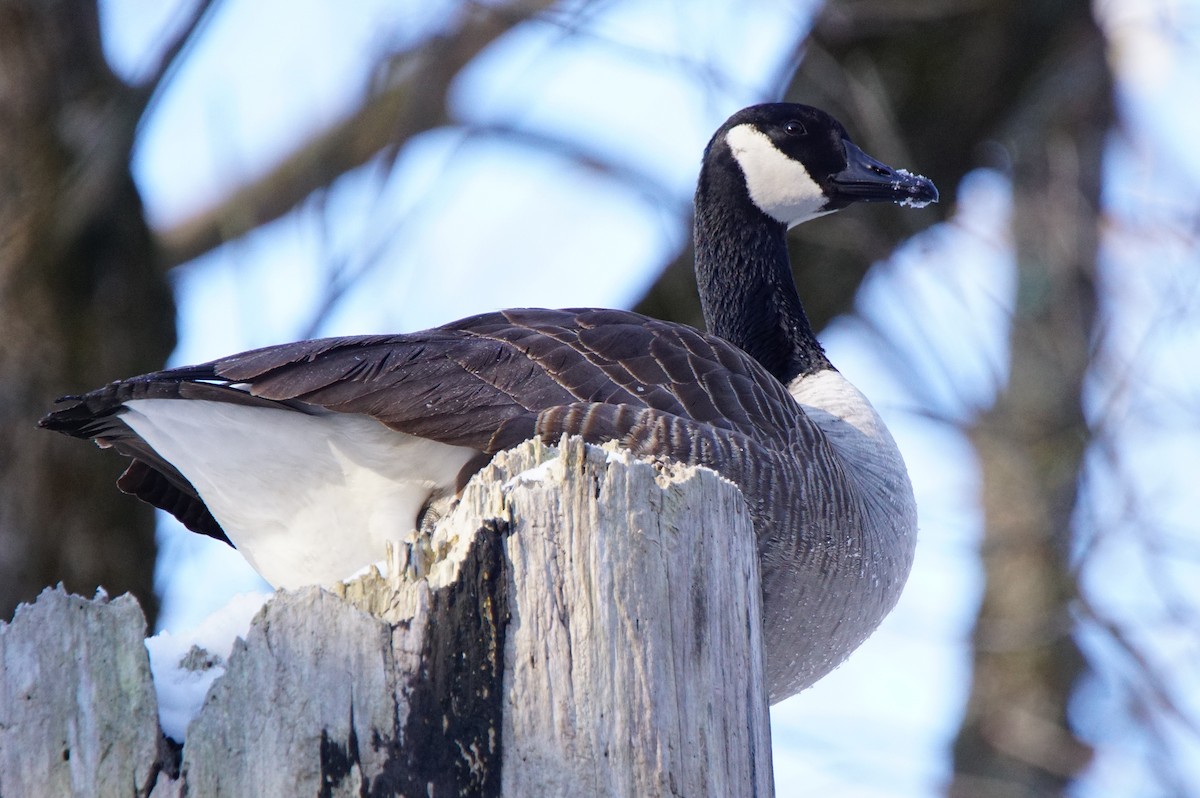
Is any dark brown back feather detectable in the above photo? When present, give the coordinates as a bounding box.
[213,309,810,449]
[40,307,828,547]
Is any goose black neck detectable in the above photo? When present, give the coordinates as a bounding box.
[693,159,831,385]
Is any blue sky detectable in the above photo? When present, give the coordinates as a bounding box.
[98,1,1200,795]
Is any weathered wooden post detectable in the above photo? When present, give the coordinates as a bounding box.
[0,438,773,797]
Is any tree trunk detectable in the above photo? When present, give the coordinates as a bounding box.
[950,13,1111,795]
[0,0,173,625]
[0,439,774,797]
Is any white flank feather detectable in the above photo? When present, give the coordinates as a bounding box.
[122,399,478,589]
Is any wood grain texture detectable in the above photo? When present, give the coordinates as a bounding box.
[0,587,162,797]
[0,438,772,797]
[493,439,772,797]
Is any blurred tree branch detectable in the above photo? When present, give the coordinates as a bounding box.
[294,120,682,339]
[157,0,555,270]
[134,0,225,127]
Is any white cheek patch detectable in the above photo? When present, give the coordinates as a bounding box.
[725,124,832,228]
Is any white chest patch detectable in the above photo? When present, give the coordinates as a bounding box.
[121,399,480,589]
[787,369,889,442]
[725,124,831,228]
[786,369,915,527]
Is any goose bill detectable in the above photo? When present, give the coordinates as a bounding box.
[828,140,939,208]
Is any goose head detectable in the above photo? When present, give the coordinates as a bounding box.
[712,103,938,228]
[695,103,938,385]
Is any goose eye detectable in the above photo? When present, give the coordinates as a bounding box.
[784,120,806,136]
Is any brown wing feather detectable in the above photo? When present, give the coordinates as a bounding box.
[209,308,809,450]
[40,307,822,544]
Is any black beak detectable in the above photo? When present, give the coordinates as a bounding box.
[829,140,939,208]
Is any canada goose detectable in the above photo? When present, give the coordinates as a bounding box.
[41,103,936,701]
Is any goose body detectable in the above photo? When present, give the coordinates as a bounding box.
[42,104,937,701]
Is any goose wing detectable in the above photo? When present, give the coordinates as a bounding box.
[41,307,823,543]
[215,308,810,448]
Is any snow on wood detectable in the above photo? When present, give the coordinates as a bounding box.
[0,437,772,797]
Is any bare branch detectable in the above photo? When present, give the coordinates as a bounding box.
[134,0,224,122]
[466,122,687,213]
[1075,595,1200,740]
[293,121,686,337]
[156,0,556,271]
